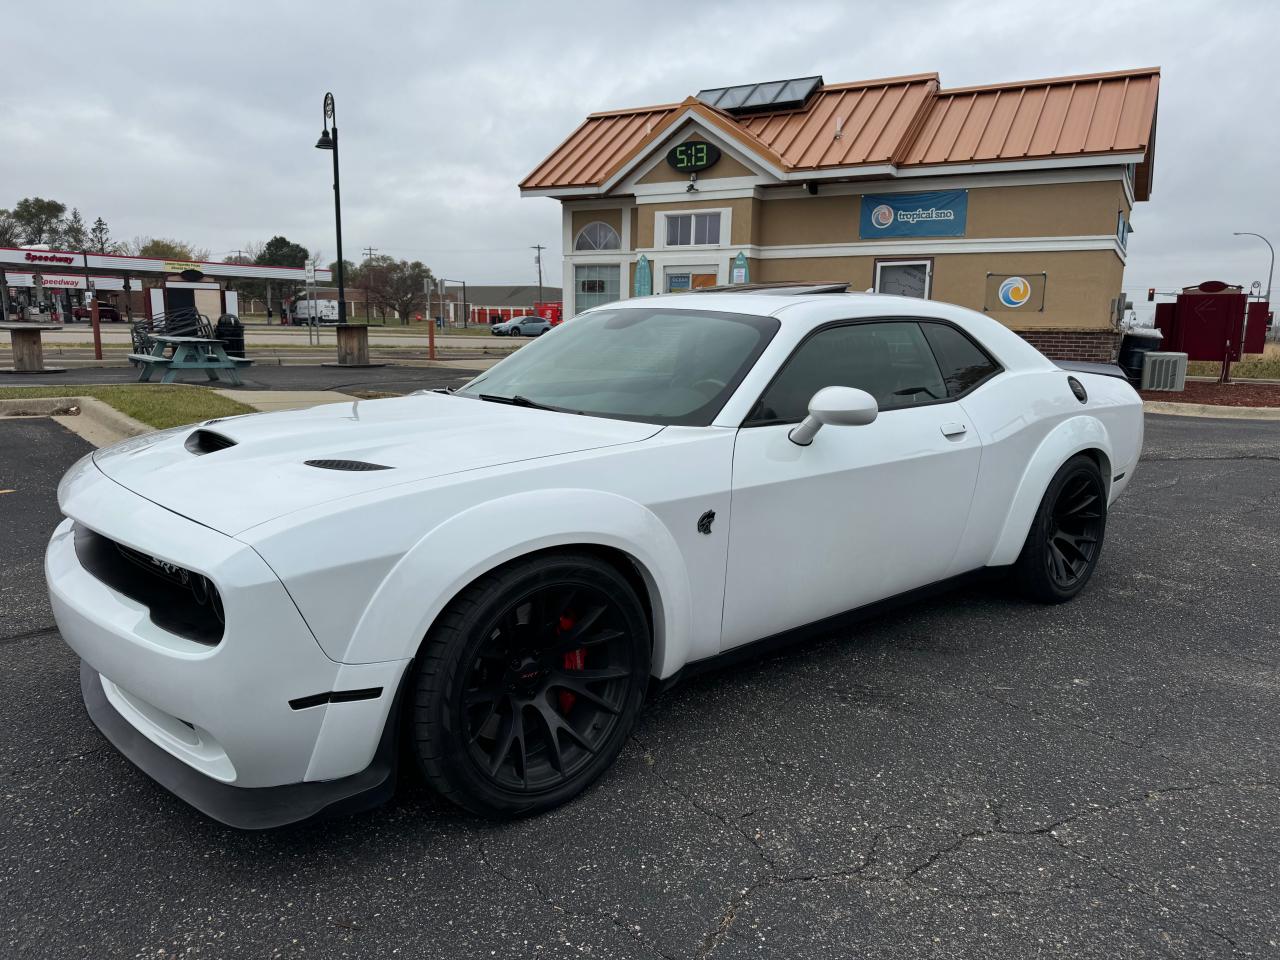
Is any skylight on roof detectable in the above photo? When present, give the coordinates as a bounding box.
[696,76,823,115]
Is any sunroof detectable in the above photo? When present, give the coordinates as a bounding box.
[697,76,823,115]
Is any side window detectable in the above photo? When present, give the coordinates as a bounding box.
[920,322,1000,396]
[748,321,948,424]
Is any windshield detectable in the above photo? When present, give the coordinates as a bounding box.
[456,306,779,426]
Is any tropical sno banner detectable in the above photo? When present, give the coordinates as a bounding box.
[859,190,968,239]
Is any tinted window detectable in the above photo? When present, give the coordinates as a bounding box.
[920,322,1000,396]
[457,307,778,427]
[748,321,947,424]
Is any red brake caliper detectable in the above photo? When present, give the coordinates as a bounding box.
[558,613,584,714]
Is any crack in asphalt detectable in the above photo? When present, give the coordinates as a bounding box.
[877,663,1157,755]
[630,733,777,873]
[0,745,113,781]
[631,732,898,959]
[477,838,681,960]
[903,780,1276,953]
[0,624,59,646]
[1053,838,1243,952]
[632,722,1279,958]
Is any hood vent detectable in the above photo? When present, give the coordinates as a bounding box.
[304,459,393,472]
[185,429,237,455]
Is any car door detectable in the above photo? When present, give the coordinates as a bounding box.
[720,319,985,650]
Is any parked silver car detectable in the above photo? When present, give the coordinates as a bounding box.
[492,315,551,337]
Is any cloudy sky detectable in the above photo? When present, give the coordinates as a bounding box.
[4,0,1276,316]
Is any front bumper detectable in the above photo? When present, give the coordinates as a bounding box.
[80,660,401,830]
[47,460,409,826]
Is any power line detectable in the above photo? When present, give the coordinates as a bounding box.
[361,246,377,261]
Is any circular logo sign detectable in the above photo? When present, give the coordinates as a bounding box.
[870,204,895,229]
[998,276,1031,308]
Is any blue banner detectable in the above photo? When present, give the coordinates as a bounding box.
[859,190,968,239]
[634,255,652,297]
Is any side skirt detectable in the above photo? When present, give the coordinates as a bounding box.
[654,568,1000,694]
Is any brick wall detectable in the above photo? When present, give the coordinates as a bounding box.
[1016,329,1121,363]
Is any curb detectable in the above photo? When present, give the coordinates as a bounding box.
[0,395,152,446]
[1144,400,1280,421]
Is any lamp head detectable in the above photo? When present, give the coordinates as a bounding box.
[315,128,334,150]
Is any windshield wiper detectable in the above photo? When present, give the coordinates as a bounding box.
[478,393,560,412]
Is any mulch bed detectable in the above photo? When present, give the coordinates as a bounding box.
[1139,379,1280,407]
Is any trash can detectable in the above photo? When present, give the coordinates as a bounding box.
[215,314,246,359]
[1117,327,1163,386]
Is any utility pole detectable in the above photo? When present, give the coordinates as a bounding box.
[532,244,545,312]
[361,246,377,323]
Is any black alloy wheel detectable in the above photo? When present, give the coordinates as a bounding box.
[1014,454,1108,603]
[412,553,649,817]
[1045,471,1105,590]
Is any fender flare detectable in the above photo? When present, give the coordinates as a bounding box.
[988,416,1113,567]
[339,489,693,677]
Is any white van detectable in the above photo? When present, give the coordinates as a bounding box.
[291,299,340,324]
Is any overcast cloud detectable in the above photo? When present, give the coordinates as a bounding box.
[4,0,1276,317]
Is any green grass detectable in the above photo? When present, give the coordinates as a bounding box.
[1187,343,1280,380]
[0,385,255,430]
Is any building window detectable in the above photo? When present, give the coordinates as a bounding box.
[575,264,620,312]
[574,221,621,251]
[1116,211,1131,251]
[874,259,932,299]
[665,212,721,246]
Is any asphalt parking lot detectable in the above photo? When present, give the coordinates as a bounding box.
[2,412,1277,959]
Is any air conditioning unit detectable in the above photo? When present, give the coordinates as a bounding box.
[1140,352,1188,391]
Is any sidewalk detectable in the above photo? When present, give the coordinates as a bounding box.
[212,390,351,413]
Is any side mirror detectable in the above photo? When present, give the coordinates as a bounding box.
[788,386,878,446]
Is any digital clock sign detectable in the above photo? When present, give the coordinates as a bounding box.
[666,140,721,174]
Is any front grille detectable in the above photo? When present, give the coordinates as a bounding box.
[74,525,225,645]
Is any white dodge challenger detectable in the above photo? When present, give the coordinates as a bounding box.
[46,286,1143,827]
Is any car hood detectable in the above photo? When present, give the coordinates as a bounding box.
[92,393,661,535]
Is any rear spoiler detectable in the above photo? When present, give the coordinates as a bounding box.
[1053,360,1129,381]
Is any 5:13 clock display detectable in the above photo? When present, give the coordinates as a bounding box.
[666,141,721,173]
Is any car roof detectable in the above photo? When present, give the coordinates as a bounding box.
[598,290,1053,371]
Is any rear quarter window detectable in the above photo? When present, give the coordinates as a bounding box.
[920,322,1001,396]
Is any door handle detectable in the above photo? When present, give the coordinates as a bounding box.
[940,421,968,438]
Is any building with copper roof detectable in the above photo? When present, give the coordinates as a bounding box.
[520,67,1160,361]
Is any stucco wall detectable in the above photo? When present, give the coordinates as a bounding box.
[755,180,1127,246]
[750,249,1122,330]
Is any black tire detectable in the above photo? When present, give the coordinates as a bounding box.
[1013,454,1108,603]
[412,552,650,818]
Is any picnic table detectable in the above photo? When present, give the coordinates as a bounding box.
[0,323,66,374]
[129,334,251,385]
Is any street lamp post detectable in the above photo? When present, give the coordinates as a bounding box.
[315,92,378,367]
[1232,232,1274,305]
[315,92,347,324]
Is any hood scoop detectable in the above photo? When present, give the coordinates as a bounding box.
[185,429,238,455]
[304,458,393,472]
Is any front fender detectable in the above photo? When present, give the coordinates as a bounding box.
[988,416,1113,567]
[342,489,693,677]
